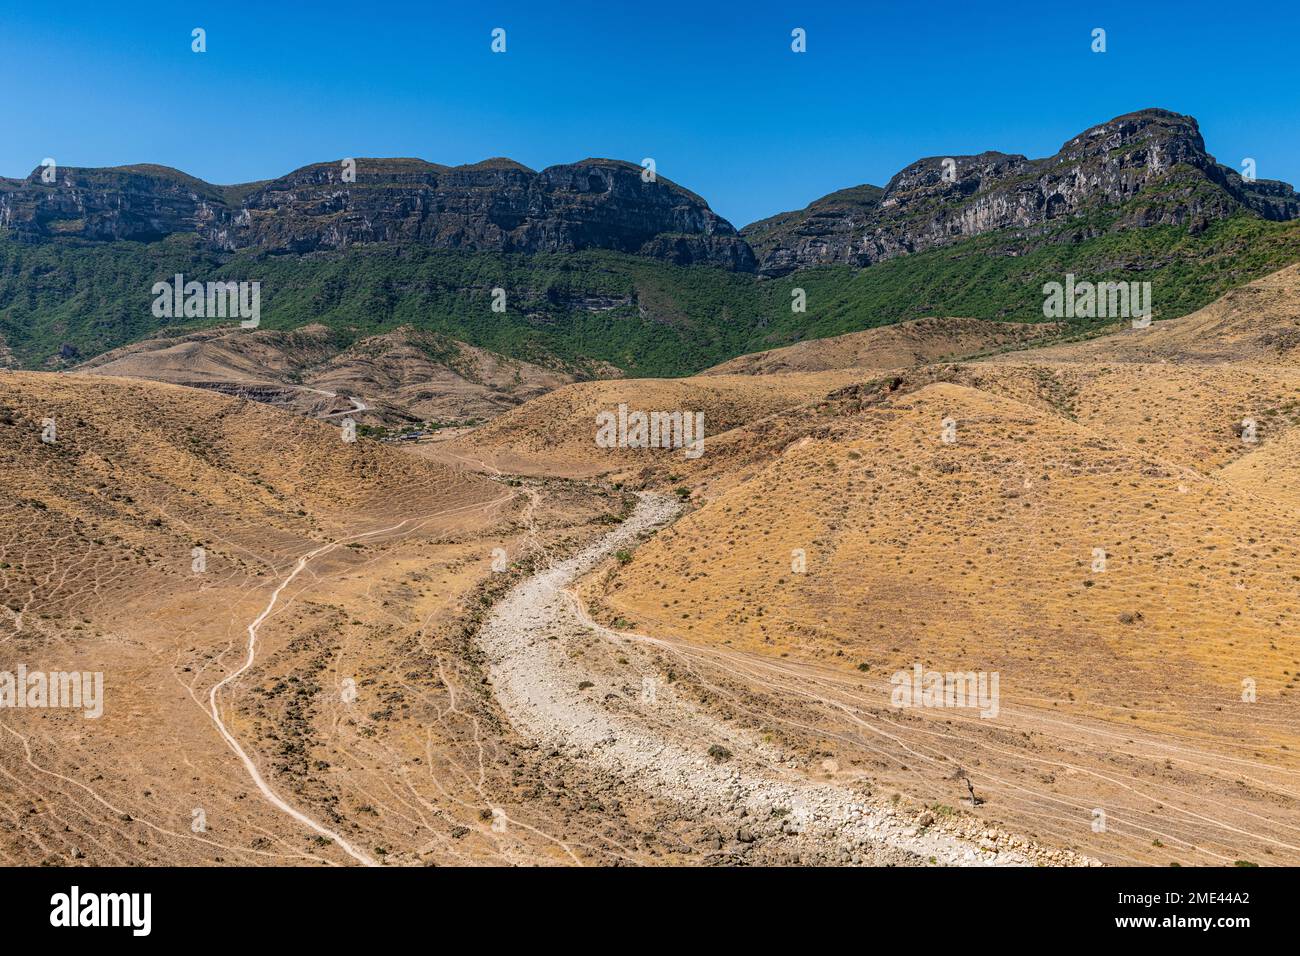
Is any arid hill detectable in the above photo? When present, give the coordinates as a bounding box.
[575,376,1300,865]
[0,372,645,866]
[599,379,1298,702]
[702,317,1066,375]
[986,263,1300,366]
[78,324,576,423]
[9,260,1300,869]
[443,370,867,477]
[425,266,1300,865]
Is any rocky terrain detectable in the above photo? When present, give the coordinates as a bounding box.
[742,109,1300,275]
[5,108,1300,380]
[5,109,1294,286]
[0,157,754,270]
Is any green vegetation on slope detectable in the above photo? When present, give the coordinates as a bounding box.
[4,213,1300,376]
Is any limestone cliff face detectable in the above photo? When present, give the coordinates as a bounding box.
[742,109,1300,275]
[3,110,1297,280]
[0,157,756,270]
[740,184,885,277]
[0,165,233,243]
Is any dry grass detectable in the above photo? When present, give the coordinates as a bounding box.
[579,380,1300,864]
[0,373,637,866]
[445,370,867,477]
[79,324,574,423]
[548,268,1300,865]
[8,261,1300,867]
[703,316,1067,375]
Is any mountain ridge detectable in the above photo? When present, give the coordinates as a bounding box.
[741,108,1300,274]
[0,155,755,270]
[6,109,1297,278]
[5,107,1300,378]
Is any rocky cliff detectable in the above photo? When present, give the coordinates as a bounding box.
[0,157,756,270]
[742,109,1300,275]
[3,109,1297,282]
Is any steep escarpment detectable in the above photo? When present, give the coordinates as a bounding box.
[0,164,239,243]
[743,109,1300,275]
[740,185,885,277]
[10,110,1297,282]
[0,157,754,270]
[4,109,1300,379]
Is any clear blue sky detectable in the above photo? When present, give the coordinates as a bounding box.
[3,0,1298,228]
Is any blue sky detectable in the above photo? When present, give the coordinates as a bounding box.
[3,0,1298,227]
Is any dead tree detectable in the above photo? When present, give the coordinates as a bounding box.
[952,766,983,807]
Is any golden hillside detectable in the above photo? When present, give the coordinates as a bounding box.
[0,373,644,866]
[599,381,1297,701]
[308,326,573,422]
[926,361,1300,476]
[13,260,1300,868]
[570,368,1300,864]
[444,370,867,477]
[79,324,575,423]
[994,263,1300,366]
[0,371,477,602]
[703,317,1066,375]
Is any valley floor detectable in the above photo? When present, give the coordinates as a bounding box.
[8,261,1300,866]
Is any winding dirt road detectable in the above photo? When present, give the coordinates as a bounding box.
[207,521,420,868]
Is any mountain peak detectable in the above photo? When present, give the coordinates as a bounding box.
[742,108,1300,275]
[457,157,534,172]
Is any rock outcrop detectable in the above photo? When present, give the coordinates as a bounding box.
[3,110,1297,281]
[742,109,1300,275]
[0,157,755,270]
